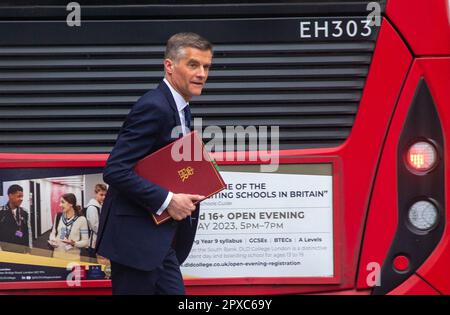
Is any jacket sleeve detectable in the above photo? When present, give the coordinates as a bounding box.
[74,217,89,249]
[103,97,169,214]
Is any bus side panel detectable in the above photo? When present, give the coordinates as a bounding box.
[187,18,412,295]
[387,274,439,295]
[355,19,412,290]
[357,58,450,293]
[386,0,450,56]
[415,58,450,294]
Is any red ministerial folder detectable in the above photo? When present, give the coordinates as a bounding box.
[134,131,226,225]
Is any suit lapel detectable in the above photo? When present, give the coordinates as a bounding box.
[158,80,181,128]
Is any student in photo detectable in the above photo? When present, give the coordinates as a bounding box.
[85,183,107,258]
[0,184,31,254]
[48,193,89,261]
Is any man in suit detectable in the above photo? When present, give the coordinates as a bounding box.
[96,32,212,295]
[0,184,31,253]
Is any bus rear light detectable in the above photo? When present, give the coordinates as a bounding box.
[408,200,439,232]
[406,141,437,173]
[375,79,445,295]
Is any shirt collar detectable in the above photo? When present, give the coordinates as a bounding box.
[4,203,17,212]
[163,78,189,112]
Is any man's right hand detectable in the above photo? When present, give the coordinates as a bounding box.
[166,193,205,221]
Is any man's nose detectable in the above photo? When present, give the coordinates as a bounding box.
[197,66,206,78]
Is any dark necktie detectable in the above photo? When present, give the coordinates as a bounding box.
[183,105,193,226]
[183,105,191,130]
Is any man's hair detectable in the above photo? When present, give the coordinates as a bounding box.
[8,184,23,195]
[95,183,107,193]
[165,32,213,61]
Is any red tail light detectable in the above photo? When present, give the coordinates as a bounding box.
[406,141,437,173]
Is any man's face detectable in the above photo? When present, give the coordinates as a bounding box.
[165,47,212,101]
[95,191,106,205]
[8,191,23,209]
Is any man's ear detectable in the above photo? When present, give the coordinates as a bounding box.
[164,59,173,75]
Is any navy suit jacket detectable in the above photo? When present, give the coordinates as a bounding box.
[96,81,199,271]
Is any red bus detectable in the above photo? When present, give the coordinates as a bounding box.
[0,0,449,295]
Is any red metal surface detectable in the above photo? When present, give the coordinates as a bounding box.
[0,280,111,291]
[356,57,450,293]
[0,153,107,168]
[356,62,420,289]
[386,0,450,56]
[387,274,439,295]
[334,19,411,293]
[0,280,112,295]
[356,0,450,293]
[414,58,450,295]
[354,18,412,289]
[311,289,370,295]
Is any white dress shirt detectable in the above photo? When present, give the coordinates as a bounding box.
[155,79,190,214]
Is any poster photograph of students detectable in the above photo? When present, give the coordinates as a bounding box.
[0,172,109,282]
